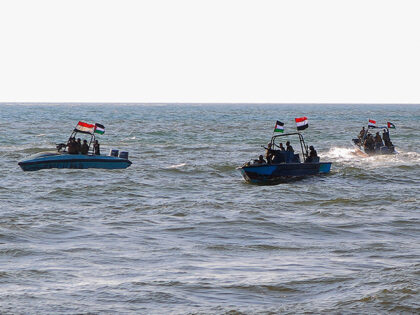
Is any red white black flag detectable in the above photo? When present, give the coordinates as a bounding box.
[75,121,95,134]
[295,117,308,130]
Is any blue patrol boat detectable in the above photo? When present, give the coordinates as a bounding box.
[18,152,132,171]
[18,121,132,171]
[352,122,397,156]
[238,132,332,184]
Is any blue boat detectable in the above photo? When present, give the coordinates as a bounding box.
[18,152,132,171]
[18,121,132,171]
[238,132,332,184]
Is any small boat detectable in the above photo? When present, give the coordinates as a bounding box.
[352,123,397,156]
[18,151,132,171]
[238,132,332,184]
[18,121,132,171]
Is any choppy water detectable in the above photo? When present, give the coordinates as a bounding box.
[0,103,419,314]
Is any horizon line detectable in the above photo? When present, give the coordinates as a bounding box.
[1,102,420,105]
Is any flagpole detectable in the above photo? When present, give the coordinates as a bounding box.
[68,122,78,142]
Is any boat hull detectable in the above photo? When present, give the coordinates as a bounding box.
[238,162,332,184]
[351,139,397,156]
[18,152,132,171]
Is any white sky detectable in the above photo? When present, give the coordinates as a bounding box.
[0,0,419,103]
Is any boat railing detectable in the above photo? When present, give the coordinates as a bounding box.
[269,132,309,163]
[66,129,97,155]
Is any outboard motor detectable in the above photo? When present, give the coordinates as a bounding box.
[119,151,129,160]
[109,149,119,157]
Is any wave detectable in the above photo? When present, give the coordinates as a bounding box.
[167,163,187,169]
[323,147,358,162]
[120,136,137,141]
[397,150,420,163]
[324,147,420,167]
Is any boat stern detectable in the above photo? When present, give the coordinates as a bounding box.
[319,162,332,174]
[18,152,133,171]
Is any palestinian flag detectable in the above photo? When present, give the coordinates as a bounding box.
[368,119,376,127]
[274,121,284,133]
[75,121,95,134]
[94,123,105,135]
[387,122,396,129]
[295,117,308,130]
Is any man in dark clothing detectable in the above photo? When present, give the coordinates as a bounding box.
[278,143,285,151]
[368,134,375,151]
[76,138,82,154]
[286,141,294,153]
[80,140,89,155]
[306,145,318,162]
[67,138,77,154]
[364,134,375,153]
[359,127,366,139]
[309,146,317,158]
[382,129,391,147]
[374,132,383,149]
[93,140,100,155]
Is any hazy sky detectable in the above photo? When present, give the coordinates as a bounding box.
[0,0,419,103]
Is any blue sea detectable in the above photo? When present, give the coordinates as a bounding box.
[0,103,419,314]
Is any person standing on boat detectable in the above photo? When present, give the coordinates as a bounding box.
[93,140,100,155]
[363,136,368,150]
[279,143,285,151]
[374,132,384,150]
[67,138,77,154]
[359,127,366,139]
[265,143,274,164]
[81,140,89,155]
[76,138,82,154]
[309,146,318,158]
[306,145,319,163]
[364,134,375,153]
[382,129,391,147]
[286,141,294,153]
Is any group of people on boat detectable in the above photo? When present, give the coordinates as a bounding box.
[358,127,394,153]
[262,141,294,164]
[66,137,100,155]
[265,141,294,160]
[306,146,319,163]
[253,141,318,165]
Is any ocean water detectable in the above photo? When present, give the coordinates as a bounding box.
[0,103,419,314]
